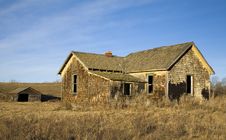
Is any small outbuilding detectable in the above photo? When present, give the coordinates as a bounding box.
[8,87,42,102]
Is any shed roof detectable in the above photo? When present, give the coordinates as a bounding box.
[91,71,146,82]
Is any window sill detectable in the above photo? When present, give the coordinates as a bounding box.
[124,95,132,97]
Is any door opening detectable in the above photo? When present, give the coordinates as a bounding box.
[186,75,193,94]
[18,94,29,102]
[124,83,131,96]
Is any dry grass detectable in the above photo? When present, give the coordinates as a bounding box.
[0,95,226,140]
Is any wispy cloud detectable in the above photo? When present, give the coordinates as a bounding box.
[0,0,155,82]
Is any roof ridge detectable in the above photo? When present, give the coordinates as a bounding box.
[9,87,31,94]
[126,41,194,56]
[72,51,124,58]
[58,41,196,74]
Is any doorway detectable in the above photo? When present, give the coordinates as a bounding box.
[18,94,29,102]
[124,83,131,96]
[186,75,193,95]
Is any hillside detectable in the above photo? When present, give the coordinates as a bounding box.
[0,82,61,97]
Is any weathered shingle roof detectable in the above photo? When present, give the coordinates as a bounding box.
[125,42,193,72]
[9,87,41,95]
[9,87,30,94]
[73,52,124,71]
[72,42,193,73]
[91,71,146,82]
[58,42,214,77]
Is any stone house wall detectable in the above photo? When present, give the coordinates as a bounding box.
[61,56,110,103]
[168,48,210,99]
[61,47,211,103]
[109,81,145,100]
[129,72,166,97]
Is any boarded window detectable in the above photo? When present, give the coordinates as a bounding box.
[186,75,193,94]
[73,75,77,93]
[124,83,131,96]
[148,75,153,94]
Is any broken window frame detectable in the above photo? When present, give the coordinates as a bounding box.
[147,75,154,94]
[123,83,132,96]
[72,74,78,94]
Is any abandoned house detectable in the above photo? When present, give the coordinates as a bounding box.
[58,42,214,103]
[8,87,42,102]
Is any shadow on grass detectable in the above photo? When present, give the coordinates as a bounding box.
[41,94,61,102]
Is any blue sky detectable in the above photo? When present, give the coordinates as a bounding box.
[0,0,225,82]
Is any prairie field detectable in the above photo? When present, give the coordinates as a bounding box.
[0,95,226,140]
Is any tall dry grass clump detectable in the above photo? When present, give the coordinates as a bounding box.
[0,94,226,140]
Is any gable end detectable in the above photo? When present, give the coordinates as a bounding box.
[58,52,89,76]
[168,44,214,75]
[191,45,215,75]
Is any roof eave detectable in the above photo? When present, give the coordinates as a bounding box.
[166,43,215,75]
[58,52,74,75]
[192,44,215,75]
[127,69,168,73]
[167,43,193,70]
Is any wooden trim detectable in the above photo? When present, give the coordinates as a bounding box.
[123,82,133,96]
[59,52,89,76]
[167,45,192,70]
[191,45,215,75]
[147,74,154,95]
[58,52,74,75]
[60,54,75,77]
[60,53,90,77]
[88,71,111,81]
[128,69,167,73]
[72,74,78,95]
[165,71,169,99]
[186,74,194,96]
[73,54,89,71]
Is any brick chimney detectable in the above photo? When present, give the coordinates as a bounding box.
[105,51,113,57]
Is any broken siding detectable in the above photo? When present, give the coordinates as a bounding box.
[28,94,41,101]
[168,47,210,99]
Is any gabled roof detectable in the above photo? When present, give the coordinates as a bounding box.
[58,42,214,76]
[9,87,42,95]
[125,42,193,72]
[73,51,124,72]
[9,87,29,94]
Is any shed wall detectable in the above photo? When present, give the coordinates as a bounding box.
[15,89,41,102]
